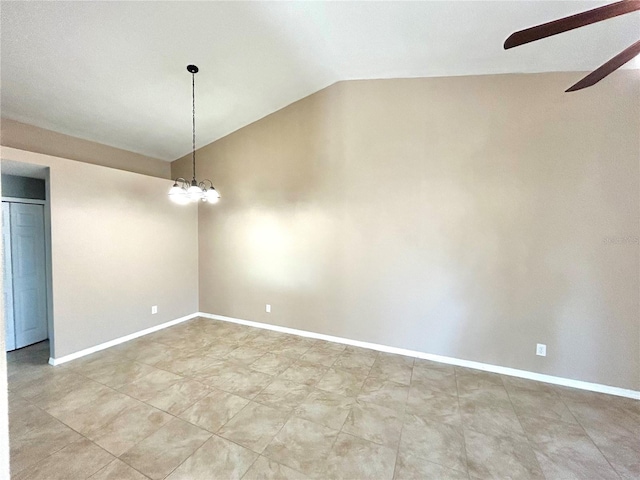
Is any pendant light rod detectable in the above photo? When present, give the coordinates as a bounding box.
[188,64,199,182]
[168,64,220,205]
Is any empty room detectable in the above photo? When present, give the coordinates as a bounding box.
[0,1,638,479]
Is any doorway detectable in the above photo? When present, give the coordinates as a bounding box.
[1,170,51,353]
[3,201,48,350]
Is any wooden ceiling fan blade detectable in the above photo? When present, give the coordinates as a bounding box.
[565,39,640,92]
[504,0,640,49]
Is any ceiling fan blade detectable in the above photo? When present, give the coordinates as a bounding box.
[565,39,640,91]
[504,0,640,49]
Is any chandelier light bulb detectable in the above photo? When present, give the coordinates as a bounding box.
[187,184,203,202]
[168,184,189,204]
[205,188,220,203]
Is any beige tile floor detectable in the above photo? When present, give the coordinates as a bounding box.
[6,317,640,479]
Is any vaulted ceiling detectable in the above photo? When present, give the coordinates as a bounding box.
[2,1,638,161]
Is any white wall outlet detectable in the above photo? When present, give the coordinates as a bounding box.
[266,304,271,313]
[536,343,547,357]
[151,305,158,314]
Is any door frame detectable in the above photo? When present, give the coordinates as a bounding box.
[2,203,15,351]
[5,201,48,349]
[1,197,45,206]
[2,175,54,358]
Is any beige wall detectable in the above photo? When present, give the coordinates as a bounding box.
[1,119,171,179]
[2,147,198,358]
[173,71,639,390]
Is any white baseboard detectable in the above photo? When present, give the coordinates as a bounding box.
[199,312,640,400]
[48,313,199,366]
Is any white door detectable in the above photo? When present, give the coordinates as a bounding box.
[10,203,47,349]
[3,203,16,351]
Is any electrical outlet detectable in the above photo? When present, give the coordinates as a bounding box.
[266,304,271,313]
[536,343,546,357]
[151,305,158,314]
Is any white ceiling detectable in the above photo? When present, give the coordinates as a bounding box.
[2,1,638,161]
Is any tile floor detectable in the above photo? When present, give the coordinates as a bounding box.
[6,317,640,479]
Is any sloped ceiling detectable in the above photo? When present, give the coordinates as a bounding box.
[1,1,638,161]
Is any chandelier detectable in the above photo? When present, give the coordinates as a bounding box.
[169,65,220,204]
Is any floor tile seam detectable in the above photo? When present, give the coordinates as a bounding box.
[96,458,151,480]
[460,420,534,445]
[300,349,340,369]
[245,350,273,372]
[238,454,263,480]
[352,361,375,400]
[329,397,356,434]
[353,392,408,413]
[554,393,605,430]
[338,416,400,450]
[14,377,111,408]
[89,405,175,457]
[253,397,302,455]
[8,427,73,477]
[74,387,196,459]
[155,430,215,480]
[179,386,265,434]
[257,435,320,480]
[211,396,263,439]
[22,354,192,410]
[109,375,197,417]
[112,368,197,396]
[70,359,161,390]
[70,372,178,419]
[456,391,523,413]
[502,375,547,479]
[315,420,343,475]
[220,413,291,457]
[559,403,627,479]
[79,440,119,480]
[16,432,115,480]
[245,389,305,414]
[246,454,311,480]
[394,444,472,477]
[152,356,235,379]
[454,367,472,477]
[289,388,357,432]
[334,427,399,480]
[390,397,407,480]
[220,366,277,399]
[17,393,101,454]
[7,388,36,409]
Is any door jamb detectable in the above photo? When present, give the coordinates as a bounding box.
[2,190,53,356]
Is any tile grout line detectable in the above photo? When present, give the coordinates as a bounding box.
[13,327,376,478]
[158,431,214,480]
[556,393,625,479]
[107,340,285,477]
[9,391,94,477]
[454,367,473,480]
[500,376,547,480]
[389,362,414,480]
[47,356,220,475]
[12,319,636,479]
[238,454,262,480]
[12,391,121,480]
[91,458,151,480]
[257,345,374,476]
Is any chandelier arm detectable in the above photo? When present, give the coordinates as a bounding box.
[173,177,189,189]
[198,179,214,190]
